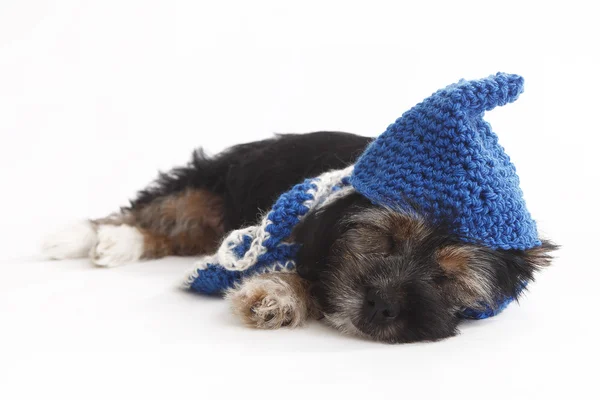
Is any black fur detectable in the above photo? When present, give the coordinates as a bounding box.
[130,132,371,231]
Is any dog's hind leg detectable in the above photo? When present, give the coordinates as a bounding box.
[42,188,225,267]
[41,219,99,260]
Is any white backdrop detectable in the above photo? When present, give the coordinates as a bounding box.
[1,1,598,399]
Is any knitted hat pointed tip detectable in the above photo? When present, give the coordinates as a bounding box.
[449,72,525,115]
[350,73,539,251]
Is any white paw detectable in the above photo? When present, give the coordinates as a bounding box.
[90,225,144,267]
[248,293,297,328]
[42,220,97,260]
[226,275,307,329]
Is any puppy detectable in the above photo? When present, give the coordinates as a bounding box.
[43,132,557,343]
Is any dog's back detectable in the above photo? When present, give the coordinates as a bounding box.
[130,131,372,231]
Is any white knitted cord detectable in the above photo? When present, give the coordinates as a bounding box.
[217,165,352,272]
[182,166,354,288]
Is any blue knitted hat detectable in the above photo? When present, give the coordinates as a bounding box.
[351,72,540,250]
[183,73,540,319]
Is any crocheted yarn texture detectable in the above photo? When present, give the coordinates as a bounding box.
[183,167,354,294]
[351,72,540,250]
[183,72,540,320]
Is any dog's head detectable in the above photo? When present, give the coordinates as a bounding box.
[294,193,557,343]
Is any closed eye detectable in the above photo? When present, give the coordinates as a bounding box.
[386,234,400,255]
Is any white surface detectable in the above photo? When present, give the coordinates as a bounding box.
[1,1,598,399]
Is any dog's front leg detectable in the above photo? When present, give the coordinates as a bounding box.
[226,272,316,329]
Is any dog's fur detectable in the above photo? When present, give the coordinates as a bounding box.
[43,132,557,343]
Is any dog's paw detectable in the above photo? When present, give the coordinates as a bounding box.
[42,220,97,260]
[226,275,307,329]
[90,225,144,267]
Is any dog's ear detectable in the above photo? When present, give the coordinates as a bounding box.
[491,240,559,299]
[294,193,363,281]
[521,240,559,269]
[437,240,559,308]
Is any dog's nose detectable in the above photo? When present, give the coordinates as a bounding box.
[364,288,400,323]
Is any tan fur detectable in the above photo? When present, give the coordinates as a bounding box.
[436,245,496,308]
[134,189,224,255]
[93,189,225,260]
[92,212,135,226]
[436,246,471,274]
[226,273,315,329]
[388,212,429,242]
[140,230,173,259]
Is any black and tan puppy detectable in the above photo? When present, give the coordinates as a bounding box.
[43,132,557,343]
